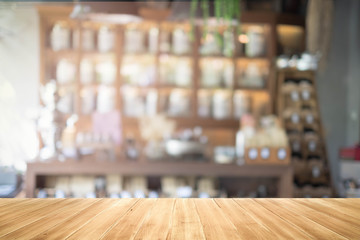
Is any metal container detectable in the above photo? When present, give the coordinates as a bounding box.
[165,139,206,157]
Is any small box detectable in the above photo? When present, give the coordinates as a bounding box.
[245,147,290,165]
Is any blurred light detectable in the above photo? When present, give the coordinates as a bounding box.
[70,3,142,24]
[206,34,214,42]
[0,80,16,101]
[238,34,249,44]
[86,13,142,24]
[70,4,92,19]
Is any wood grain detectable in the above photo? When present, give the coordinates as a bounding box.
[101,199,157,240]
[215,198,277,239]
[266,199,360,239]
[0,198,46,219]
[0,199,96,239]
[0,199,81,238]
[66,198,138,240]
[234,199,312,239]
[133,198,176,239]
[254,199,347,240]
[169,198,206,240]
[30,199,117,239]
[194,199,242,239]
[0,199,359,240]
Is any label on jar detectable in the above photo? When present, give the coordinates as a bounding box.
[291,91,300,101]
[260,148,270,159]
[277,148,287,160]
[302,90,310,101]
[306,114,314,124]
[308,141,317,152]
[291,113,300,124]
[312,166,320,178]
[248,148,258,160]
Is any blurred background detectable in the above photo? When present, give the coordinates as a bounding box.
[0,0,359,199]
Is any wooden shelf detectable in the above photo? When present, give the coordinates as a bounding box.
[36,6,305,198]
[122,117,240,129]
[46,49,76,58]
[236,57,269,61]
[26,160,293,197]
[241,11,305,27]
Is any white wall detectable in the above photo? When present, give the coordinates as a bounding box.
[0,3,39,114]
[0,4,39,170]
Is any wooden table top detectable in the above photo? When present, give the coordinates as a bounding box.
[0,198,359,239]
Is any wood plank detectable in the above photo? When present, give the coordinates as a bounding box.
[0,198,40,216]
[67,199,139,240]
[267,199,360,239]
[0,199,95,239]
[293,199,360,223]
[194,199,242,239]
[100,199,157,240]
[215,198,276,239]
[30,199,118,240]
[0,199,89,239]
[315,199,360,218]
[234,199,312,239]
[0,199,68,235]
[169,199,206,240]
[254,199,347,240]
[0,198,64,223]
[133,199,175,239]
[291,199,360,231]
[0,199,359,240]
[331,198,360,211]
[0,198,29,207]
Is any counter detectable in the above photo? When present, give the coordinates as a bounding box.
[0,198,359,239]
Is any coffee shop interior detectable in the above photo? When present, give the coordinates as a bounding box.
[0,0,359,199]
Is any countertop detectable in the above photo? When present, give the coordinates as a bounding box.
[0,198,359,239]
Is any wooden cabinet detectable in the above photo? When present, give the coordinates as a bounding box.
[31,5,305,198]
[275,69,333,197]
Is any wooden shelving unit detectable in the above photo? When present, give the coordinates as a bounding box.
[37,6,300,132]
[31,5,305,198]
[275,69,334,197]
[26,160,293,197]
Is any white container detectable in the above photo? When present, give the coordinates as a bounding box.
[50,22,71,51]
[233,92,251,119]
[97,86,115,113]
[173,28,190,55]
[96,61,116,84]
[174,58,192,87]
[246,26,265,57]
[223,61,234,88]
[201,59,222,88]
[148,27,159,54]
[212,90,231,119]
[198,90,212,117]
[125,28,145,53]
[73,28,95,51]
[80,59,94,84]
[168,90,190,116]
[81,87,95,114]
[241,63,264,88]
[56,59,76,84]
[122,87,145,117]
[98,26,115,52]
[146,90,158,116]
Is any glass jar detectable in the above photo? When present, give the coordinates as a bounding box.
[50,22,71,51]
[98,26,115,52]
